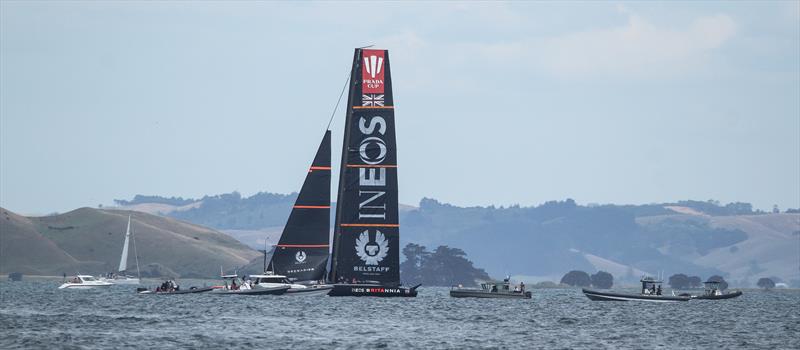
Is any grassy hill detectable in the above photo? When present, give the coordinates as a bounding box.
[0,207,260,278]
[112,193,800,286]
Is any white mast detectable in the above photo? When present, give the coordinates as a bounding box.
[131,218,141,279]
[118,215,131,272]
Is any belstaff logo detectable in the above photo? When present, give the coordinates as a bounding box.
[361,50,385,94]
[355,230,388,265]
[295,251,307,263]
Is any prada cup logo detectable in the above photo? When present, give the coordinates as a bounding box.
[295,251,307,263]
[364,55,383,79]
[355,230,388,265]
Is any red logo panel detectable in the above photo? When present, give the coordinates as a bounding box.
[362,49,385,94]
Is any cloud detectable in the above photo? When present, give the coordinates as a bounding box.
[535,11,736,78]
[391,7,737,81]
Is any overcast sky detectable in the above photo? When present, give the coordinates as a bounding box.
[1,1,798,214]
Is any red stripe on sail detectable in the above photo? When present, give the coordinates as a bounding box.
[340,223,400,228]
[276,244,329,248]
[293,205,331,209]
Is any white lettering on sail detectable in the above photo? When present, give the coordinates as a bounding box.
[359,168,386,186]
[359,137,387,165]
[359,116,386,135]
[358,191,386,219]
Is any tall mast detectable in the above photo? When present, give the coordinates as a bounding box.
[330,48,400,285]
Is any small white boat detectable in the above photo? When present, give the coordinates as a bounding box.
[209,274,289,296]
[250,273,333,296]
[58,275,114,289]
[99,215,141,285]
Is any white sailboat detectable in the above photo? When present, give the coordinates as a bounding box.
[101,214,141,285]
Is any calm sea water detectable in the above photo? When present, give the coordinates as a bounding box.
[1,280,798,349]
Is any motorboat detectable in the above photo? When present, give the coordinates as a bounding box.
[250,273,333,296]
[582,276,690,302]
[685,280,743,300]
[450,278,531,299]
[209,274,290,296]
[136,280,214,294]
[58,275,114,289]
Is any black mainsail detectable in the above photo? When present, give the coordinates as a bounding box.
[328,48,417,297]
[268,131,331,282]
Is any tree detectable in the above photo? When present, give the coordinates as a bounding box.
[757,277,775,290]
[560,270,591,287]
[688,276,702,288]
[669,273,690,289]
[400,243,429,285]
[707,275,729,290]
[590,271,613,289]
[400,243,490,287]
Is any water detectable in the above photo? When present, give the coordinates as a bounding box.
[1,280,798,349]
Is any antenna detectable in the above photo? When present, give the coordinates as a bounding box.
[264,238,274,274]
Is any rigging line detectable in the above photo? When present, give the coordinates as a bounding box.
[325,45,371,131]
[326,70,351,131]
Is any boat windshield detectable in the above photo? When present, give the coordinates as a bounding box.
[82,277,95,281]
[257,277,289,284]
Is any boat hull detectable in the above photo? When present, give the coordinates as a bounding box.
[328,284,417,297]
[450,289,531,299]
[102,278,140,285]
[137,286,214,295]
[692,290,743,300]
[210,286,290,296]
[58,283,113,289]
[582,289,690,302]
[286,285,334,296]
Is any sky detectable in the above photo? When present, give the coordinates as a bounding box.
[1,1,799,215]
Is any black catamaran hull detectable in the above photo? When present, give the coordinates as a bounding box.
[583,289,690,302]
[328,284,417,297]
[691,291,743,300]
[449,290,531,299]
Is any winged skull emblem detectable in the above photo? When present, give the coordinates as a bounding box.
[355,230,389,265]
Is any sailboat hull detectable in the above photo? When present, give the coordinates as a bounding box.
[110,278,140,285]
[328,284,417,297]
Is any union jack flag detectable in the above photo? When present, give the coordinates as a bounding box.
[362,94,385,107]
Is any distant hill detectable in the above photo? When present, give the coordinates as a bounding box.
[112,193,800,286]
[403,199,799,286]
[0,207,260,278]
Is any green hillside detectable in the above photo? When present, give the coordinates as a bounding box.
[0,207,260,278]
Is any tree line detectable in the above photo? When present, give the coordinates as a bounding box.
[400,243,491,287]
[560,270,614,288]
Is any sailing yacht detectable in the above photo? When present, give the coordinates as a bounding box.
[255,131,334,295]
[101,215,141,284]
[327,48,418,297]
